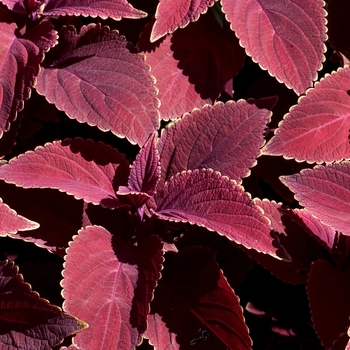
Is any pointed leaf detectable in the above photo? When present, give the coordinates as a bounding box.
[154,168,278,257]
[0,260,87,350]
[0,19,57,138]
[151,0,217,42]
[222,0,326,95]
[307,259,350,348]
[62,226,163,350]
[36,24,160,146]
[0,138,129,207]
[158,100,271,187]
[263,66,350,163]
[42,0,147,20]
[150,247,252,349]
[0,197,39,236]
[281,162,350,235]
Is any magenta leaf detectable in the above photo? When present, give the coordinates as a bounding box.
[62,226,163,350]
[0,197,39,236]
[150,247,252,349]
[36,24,160,146]
[263,66,350,163]
[154,168,278,257]
[0,18,57,138]
[144,35,210,120]
[221,0,326,95]
[281,162,350,235]
[307,259,350,348]
[0,138,129,207]
[150,0,217,42]
[0,260,87,350]
[42,0,146,20]
[158,100,271,187]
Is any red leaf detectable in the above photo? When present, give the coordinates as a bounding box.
[42,0,146,20]
[263,67,350,163]
[222,0,326,95]
[0,138,129,207]
[150,0,217,42]
[307,259,350,348]
[280,162,350,235]
[36,24,160,146]
[158,100,271,187]
[0,197,38,236]
[154,169,278,257]
[0,260,87,350]
[170,11,246,101]
[144,35,210,120]
[150,247,252,349]
[62,226,163,350]
[0,19,57,138]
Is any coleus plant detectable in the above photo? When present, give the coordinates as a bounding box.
[1,0,350,349]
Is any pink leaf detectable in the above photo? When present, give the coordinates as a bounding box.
[36,24,160,146]
[0,138,129,207]
[62,226,163,350]
[0,260,87,350]
[0,19,57,138]
[42,0,146,20]
[281,162,350,235]
[0,197,39,236]
[150,247,252,349]
[307,259,350,348]
[263,67,350,163]
[158,100,271,187]
[154,168,278,257]
[150,0,218,42]
[222,0,326,95]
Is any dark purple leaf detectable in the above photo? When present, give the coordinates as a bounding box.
[263,66,350,163]
[36,24,160,145]
[154,168,279,257]
[222,0,326,95]
[0,260,87,350]
[158,100,271,187]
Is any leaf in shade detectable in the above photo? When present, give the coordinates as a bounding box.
[150,0,217,42]
[0,138,129,207]
[42,0,147,20]
[0,197,39,236]
[221,0,326,95]
[263,67,350,163]
[307,259,350,348]
[36,24,160,146]
[0,0,27,13]
[0,260,87,350]
[62,226,163,350]
[0,183,83,256]
[170,11,246,101]
[0,18,57,138]
[144,35,210,120]
[150,247,252,349]
[158,100,271,187]
[154,168,278,257]
[280,162,350,235]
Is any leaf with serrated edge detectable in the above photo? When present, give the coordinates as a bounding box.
[221,0,326,95]
[36,24,160,146]
[62,226,163,350]
[0,139,128,207]
[151,0,218,42]
[42,0,146,20]
[0,260,87,350]
[263,66,350,163]
[281,162,350,235]
[154,168,278,257]
[0,197,39,236]
[158,100,271,188]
